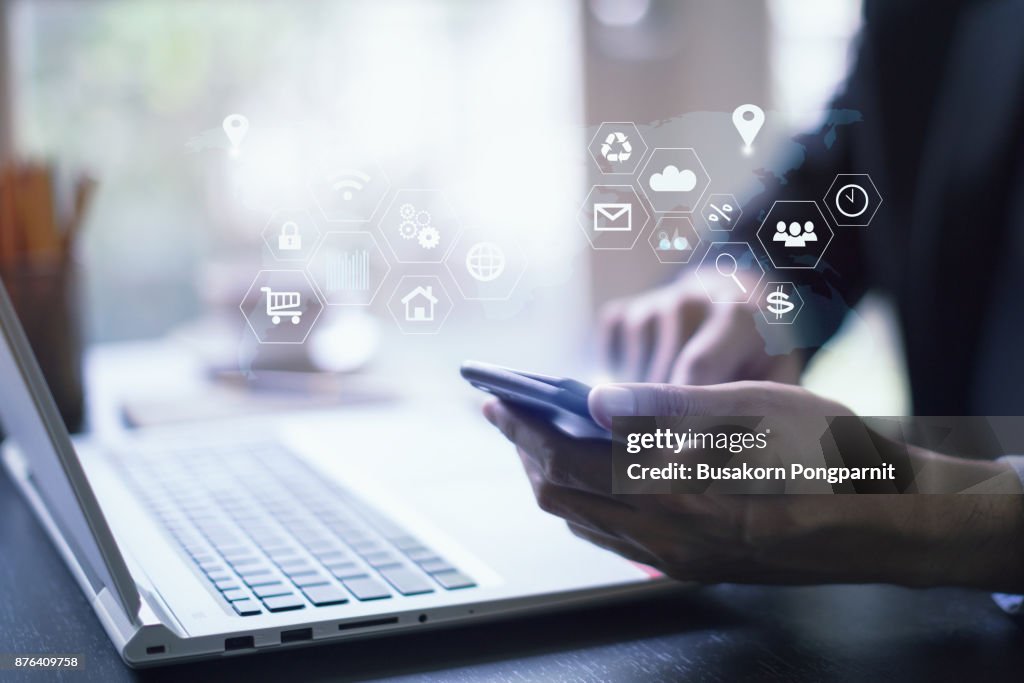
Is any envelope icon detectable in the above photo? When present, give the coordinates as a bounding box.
[593,203,632,232]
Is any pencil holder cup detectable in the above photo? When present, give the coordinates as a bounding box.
[0,260,85,433]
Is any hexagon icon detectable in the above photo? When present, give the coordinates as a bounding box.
[307,231,391,306]
[240,270,324,344]
[638,148,710,214]
[588,122,648,176]
[309,156,390,223]
[577,185,650,250]
[700,193,742,232]
[824,173,882,227]
[648,216,701,264]
[696,242,765,304]
[759,281,805,325]
[379,189,462,264]
[445,231,528,300]
[262,208,321,262]
[757,200,834,270]
[386,275,454,335]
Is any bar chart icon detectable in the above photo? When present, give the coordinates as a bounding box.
[325,249,370,291]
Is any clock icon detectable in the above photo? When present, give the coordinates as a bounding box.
[835,183,869,218]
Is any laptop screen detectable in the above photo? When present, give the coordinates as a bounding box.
[0,278,140,622]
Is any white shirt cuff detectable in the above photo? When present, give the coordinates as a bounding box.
[998,455,1024,487]
[993,456,1024,616]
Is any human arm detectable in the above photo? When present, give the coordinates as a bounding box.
[483,382,1024,592]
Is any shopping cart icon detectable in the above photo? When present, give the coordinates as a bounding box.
[260,286,303,325]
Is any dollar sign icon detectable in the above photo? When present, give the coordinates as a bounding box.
[765,285,795,320]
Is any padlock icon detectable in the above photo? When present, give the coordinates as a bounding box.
[278,221,302,251]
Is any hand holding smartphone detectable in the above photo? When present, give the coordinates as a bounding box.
[460,361,612,441]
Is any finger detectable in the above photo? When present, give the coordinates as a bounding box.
[669,305,759,386]
[621,305,658,382]
[566,522,660,567]
[486,400,615,493]
[518,464,637,532]
[645,297,706,383]
[588,381,774,429]
[597,298,628,372]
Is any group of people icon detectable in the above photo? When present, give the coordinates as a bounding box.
[773,220,818,248]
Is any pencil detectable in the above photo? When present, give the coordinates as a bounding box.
[0,167,15,268]
[37,163,59,256]
[59,174,96,277]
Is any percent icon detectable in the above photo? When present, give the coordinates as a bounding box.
[701,194,742,232]
[705,203,734,227]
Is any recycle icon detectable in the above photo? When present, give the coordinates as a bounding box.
[600,131,632,163]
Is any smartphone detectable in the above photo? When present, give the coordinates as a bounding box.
[460,361,612,441]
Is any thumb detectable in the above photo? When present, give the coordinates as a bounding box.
[588,382,723,430]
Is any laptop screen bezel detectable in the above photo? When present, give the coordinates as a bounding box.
[0,277,140,624]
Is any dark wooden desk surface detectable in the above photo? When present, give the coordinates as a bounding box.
[3,466,1024,683]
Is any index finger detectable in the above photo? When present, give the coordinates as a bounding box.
[597,298,627,373]
[483,399,616,495]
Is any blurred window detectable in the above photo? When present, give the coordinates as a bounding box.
[768,0,863,130]
[9,0,583,342]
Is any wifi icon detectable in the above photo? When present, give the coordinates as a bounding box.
[327,169,371,201]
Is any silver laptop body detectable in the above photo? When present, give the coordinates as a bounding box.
[0,279,671,668]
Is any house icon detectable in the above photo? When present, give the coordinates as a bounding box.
[401,285,438,322]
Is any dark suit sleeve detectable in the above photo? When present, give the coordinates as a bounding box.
[737,14,884,352]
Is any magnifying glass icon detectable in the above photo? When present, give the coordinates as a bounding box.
[715,253,747,293]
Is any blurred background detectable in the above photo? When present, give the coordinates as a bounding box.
[0,0,908,432]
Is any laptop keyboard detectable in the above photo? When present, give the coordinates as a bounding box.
[113,439,475,616]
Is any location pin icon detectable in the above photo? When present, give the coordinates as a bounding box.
[732,104,765,151]
[223,114,249,150]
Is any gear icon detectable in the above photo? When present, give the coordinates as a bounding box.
[417,226,441,249]
[415,210,431,226]
[400,203,416,220]
[399,220,418,239]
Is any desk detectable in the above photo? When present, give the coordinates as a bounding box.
[3,339,1024,681]
[3,467,1024,682]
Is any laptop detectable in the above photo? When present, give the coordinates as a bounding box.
[0,279,670,668]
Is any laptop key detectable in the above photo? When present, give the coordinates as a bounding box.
[327,562,366,580]
[283,566,317,578]
[417,558,454,574]
[221,588,249,602]
[313,549,349,562]
[402,546,435,562]
[231,599,262,616]
[432,570,476,590]
[236,566,273,579]
[361,551,400,568]
[259,541,292,553]
[252,583,292,599]
[302,584,348,606]
[217,545,253,560]
[342,576,392,601]
[266,552,301,565]
[291,573,329,588]
[303,539,337,552]
[347,539,379,553]
[214,578,240,591]
[244,575,284,588]
[378,567,434,596]
[262,594,306,612]
[389,535,423,550]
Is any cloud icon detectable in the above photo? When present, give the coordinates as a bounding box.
[649,165,697,193]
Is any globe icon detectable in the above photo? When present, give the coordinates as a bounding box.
[465,242,506,282]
